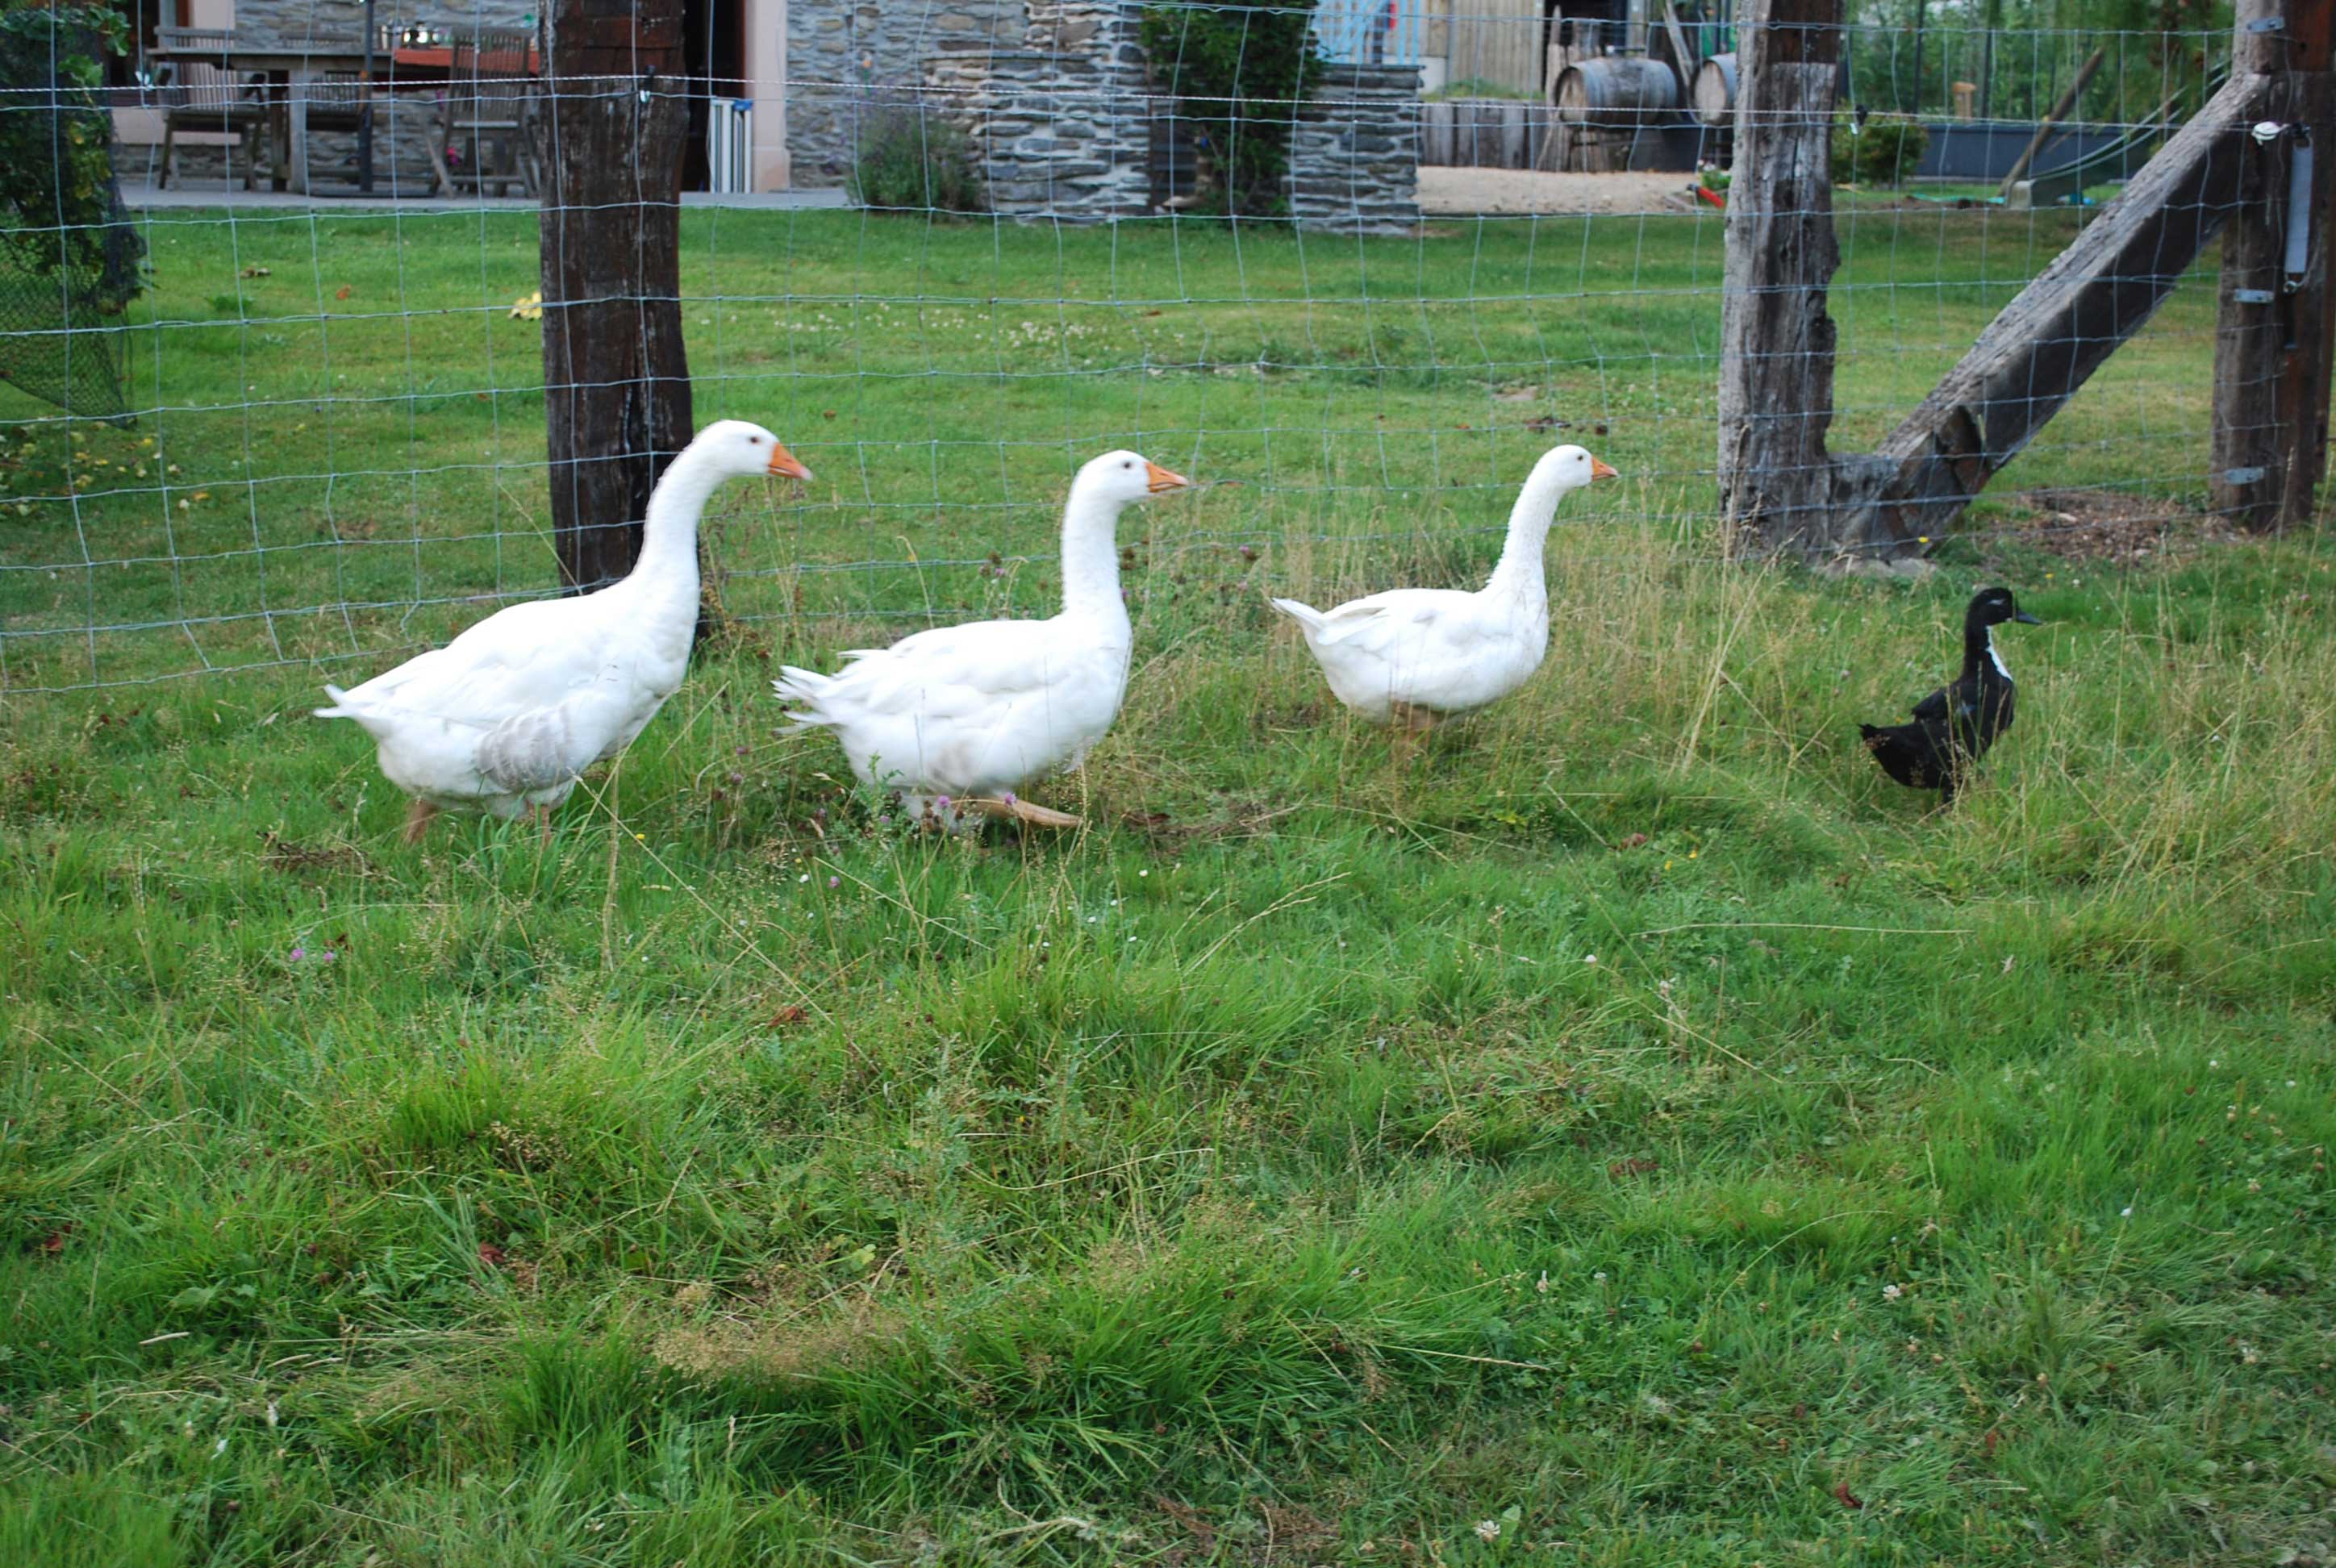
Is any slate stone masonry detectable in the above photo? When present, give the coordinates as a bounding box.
[1287,65,1422,233]
[792,0,1420,231]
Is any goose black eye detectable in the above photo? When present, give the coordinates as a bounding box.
[1124,461,1133,469]
[749,436,761,444]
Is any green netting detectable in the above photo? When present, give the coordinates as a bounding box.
[0,10,144,423]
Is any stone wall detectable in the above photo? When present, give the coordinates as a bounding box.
[786,0,1020,186]
[1287,65,1421,233]
[923,0,1150,219]
[797,0,1421,229]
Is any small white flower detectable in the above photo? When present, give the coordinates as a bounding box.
[1593,1270,1608,1282]
[1475,1520,1500,1543]
[797,874,810,884]
[2121,1206,2134,1217]
[1583,953,1598,964]
[1882,1283,1903,1301]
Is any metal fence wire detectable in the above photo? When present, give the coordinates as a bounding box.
[0,3,2314,695]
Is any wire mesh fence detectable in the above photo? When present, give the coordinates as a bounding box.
[0,2,2309,695]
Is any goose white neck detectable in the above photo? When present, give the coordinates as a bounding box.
[1057,483,1132,630]
[1484,470,1575,606]
[627,449,728,590]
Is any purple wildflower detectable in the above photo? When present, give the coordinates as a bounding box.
[289,947,305,961]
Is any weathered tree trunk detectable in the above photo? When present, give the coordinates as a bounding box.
[537,0,691,592]
[1716,0,1846,557]
[1838,70,2272,548]
[2210,0,2334,532]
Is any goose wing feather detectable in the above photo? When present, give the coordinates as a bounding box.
[816,619,1066,717]
[340,598,621,732]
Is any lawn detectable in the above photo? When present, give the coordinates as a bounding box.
[2,206,2331,1566]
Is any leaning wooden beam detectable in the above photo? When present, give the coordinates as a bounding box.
[1716,0,1846,556]
[1841,69,2275,551]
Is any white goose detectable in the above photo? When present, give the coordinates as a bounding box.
[316,420,812,841]
[1271,444,1615,732]
[774,449,1190,828]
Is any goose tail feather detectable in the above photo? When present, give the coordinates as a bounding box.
[314,684,398,741]
[1269,598,1327,636]
[772,668,836,735]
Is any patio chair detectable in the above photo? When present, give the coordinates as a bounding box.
[294,71,382,186]
[432,28,541,198]
[152,28,271,190]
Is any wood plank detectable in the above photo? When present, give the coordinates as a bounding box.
[1422,101,1454,167]
[1499,102,1528,169]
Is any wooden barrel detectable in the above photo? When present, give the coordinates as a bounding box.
[1554,57,1682,130]
[1692,53,1737,127]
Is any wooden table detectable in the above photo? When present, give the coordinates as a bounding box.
[152,34,496,195]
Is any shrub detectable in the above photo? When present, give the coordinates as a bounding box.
[1831,111,1929,188]
[848,106,985,215]
[0,3,144,313]
[1138,1,1323,217]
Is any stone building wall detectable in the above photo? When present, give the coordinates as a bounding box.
[923,0,1150,219]
[797,0,1420,230]
[1287,65,1422,233]
[786,0,1020,187]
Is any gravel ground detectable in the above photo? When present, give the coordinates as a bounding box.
[1416,167,1705,216]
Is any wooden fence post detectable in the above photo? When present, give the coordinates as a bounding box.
[2211,0,2335,532]
[1717,0,1846,557]
[538,0,693,592]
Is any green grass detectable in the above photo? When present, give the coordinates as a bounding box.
[2,208,2333,1565]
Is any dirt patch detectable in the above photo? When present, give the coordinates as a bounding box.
[1119,800,1296,844]
[651,1299,907,1383]
[258,830,373,880]
[2010,488,2250,566]
[1416,167,1702,217]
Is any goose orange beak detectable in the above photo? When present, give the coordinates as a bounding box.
[1145,461,1191,494]
[1590,457,1619,481]
[767,444,813,482]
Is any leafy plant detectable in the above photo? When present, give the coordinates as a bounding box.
[0,3,145,315]
[1139,1,1324,217]
[1831,111,1928,188]
[848,105,986,215]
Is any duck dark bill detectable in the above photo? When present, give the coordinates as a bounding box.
[2013,608,2042,624]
